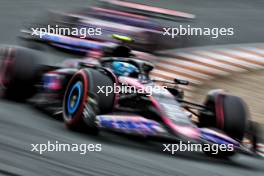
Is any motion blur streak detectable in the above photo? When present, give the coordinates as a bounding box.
[0,0,264,176]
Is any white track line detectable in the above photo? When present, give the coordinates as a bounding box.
[156,63,212,80]
[176,52,236,74]
[158,58,228,76]
[239,47,264,55]
[218,49,264,67]
[151,70,203,85]
[193,51,254,71]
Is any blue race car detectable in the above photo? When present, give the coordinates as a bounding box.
[0,45,260,158]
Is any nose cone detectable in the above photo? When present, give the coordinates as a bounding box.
[175,126,200,140]
[163,116,200,139]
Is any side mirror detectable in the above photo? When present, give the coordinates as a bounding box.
[174,78,189,85]
[142,62,154,72]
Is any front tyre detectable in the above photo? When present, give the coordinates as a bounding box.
[199,90,249,158]
[199,90,248,141]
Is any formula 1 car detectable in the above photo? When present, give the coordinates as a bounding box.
[0,46,259,158]
[20,0,195,54]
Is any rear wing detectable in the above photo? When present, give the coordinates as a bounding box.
[99,0,195,21]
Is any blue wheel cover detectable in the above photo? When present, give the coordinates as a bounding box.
[67,82,82,114]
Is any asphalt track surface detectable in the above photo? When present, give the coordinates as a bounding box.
[0,0,264,176]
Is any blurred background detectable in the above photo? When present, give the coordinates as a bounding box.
[0,0,264,176]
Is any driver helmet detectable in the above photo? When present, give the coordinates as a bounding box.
[111,61,139,77]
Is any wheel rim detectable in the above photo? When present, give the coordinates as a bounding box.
[67,81,82,115]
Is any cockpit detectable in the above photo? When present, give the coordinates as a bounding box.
[99,57,154,81]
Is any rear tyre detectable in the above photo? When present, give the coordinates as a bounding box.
[0,46,45,101]
[63,69,116,134]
